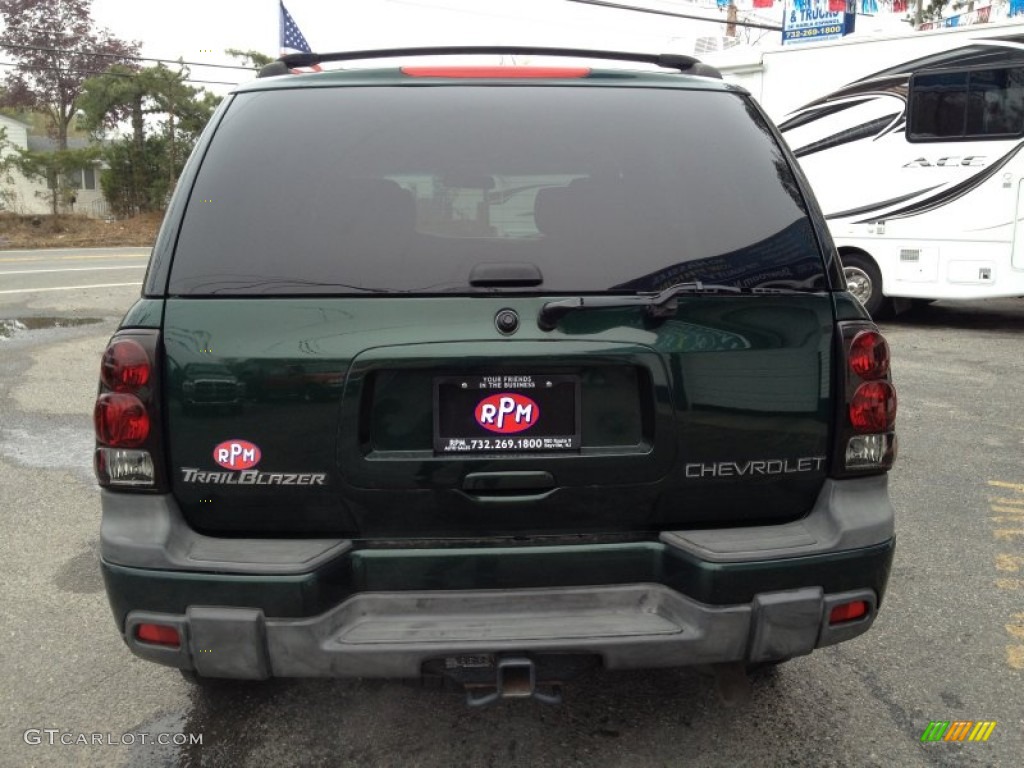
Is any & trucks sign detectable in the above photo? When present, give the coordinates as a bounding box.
[782,1,855,45]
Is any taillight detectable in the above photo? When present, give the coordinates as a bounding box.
[94,330,163,490]
[848,331,889,379]
[100,339,151,391]
[834,322,897,475]
[94,393,150,446]
[849,381,897,432]
[94,447,155,487]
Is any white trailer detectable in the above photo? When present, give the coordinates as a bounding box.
[708,21,1024,314]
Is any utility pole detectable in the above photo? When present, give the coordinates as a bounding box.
[915,0,923,28]
[726,2,738,37]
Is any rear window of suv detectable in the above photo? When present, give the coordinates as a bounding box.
[169,84,827,295]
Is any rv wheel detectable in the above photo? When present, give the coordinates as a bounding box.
[842,253,887,317]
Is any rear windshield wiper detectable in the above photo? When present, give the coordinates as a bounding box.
[537,282,799,331]
[196,278,389,295]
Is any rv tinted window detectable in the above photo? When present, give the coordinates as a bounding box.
[910,67,1024,140]
[169,86,826,295]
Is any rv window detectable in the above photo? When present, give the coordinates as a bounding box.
[909,67,1024,141]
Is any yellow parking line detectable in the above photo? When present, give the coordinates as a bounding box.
[996,555,1024,572]
[1006,617,1024,669]
[994,529,1024,540]
[991,505,1024,515]
[988,481,1024,493]
[989,483,1024,671]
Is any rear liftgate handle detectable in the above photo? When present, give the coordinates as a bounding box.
[461,471,556,502]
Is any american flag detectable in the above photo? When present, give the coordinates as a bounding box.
[280,2,322,71]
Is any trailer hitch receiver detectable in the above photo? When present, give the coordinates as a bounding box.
[465,656,562,707]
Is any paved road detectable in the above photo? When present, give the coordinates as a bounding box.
[0,258,1021,767]
[0,247,149,295]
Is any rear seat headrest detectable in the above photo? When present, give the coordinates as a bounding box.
[534,177,631,240]
[339,178,416,231]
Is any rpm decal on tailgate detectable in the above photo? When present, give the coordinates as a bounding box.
[474,393,539,434]
[213,439,262,470]
[182,439,327,486]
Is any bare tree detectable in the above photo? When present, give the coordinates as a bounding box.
[0,0,139,151]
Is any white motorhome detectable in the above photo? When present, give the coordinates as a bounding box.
[708,21,1024,315]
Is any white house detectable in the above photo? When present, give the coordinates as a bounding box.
[0,113,107,217]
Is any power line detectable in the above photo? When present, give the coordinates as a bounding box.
[0,40,259,72]
[566,0,785,32]
[0,61,239,87]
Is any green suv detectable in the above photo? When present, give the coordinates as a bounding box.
[95,47,897,702]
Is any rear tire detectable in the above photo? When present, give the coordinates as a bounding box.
[841,252,888,318]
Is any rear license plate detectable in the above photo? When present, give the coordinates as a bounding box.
[434,374,580,454]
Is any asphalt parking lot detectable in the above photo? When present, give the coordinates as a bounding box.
[1,248,1022,767]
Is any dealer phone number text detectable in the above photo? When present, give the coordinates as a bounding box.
[784,25,843,39]
[441,437,574,452]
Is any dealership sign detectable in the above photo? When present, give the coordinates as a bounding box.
[782,1,856,45]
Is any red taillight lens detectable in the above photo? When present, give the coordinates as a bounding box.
[136,623,180,647]
[101,339,151,392]
[849,382,897,432]
[94,393,150,447]
[829,600,869,624]
[848,331,889,379]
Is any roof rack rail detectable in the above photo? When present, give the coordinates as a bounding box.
[257,46,722,79]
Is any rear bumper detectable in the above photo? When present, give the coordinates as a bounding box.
[121,583,881,679]
[100,476,896,678]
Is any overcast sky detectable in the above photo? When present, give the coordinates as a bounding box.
[80,0,910,96]
[87,0,752,93]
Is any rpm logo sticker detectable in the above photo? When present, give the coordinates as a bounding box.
[474,393,539,434]
[213,439,262,470]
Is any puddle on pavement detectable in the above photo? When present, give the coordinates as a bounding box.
[0,425,94,477]
[54,542,104,594]
[0,316,102,339]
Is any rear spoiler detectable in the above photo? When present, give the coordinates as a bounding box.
[258,46,723,79]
